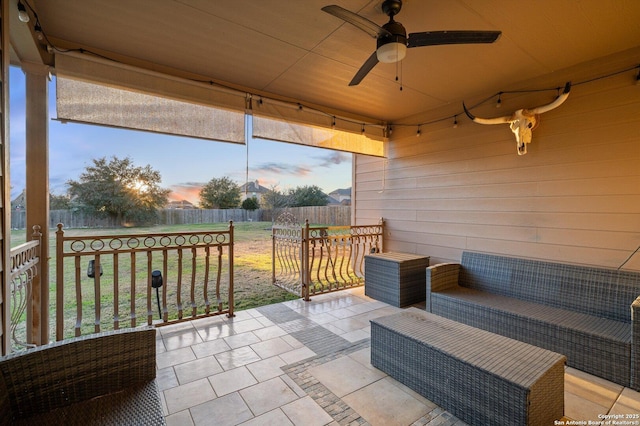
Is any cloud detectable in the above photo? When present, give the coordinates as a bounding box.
[252,162,311,176]
[315,152,351,167]
[168,182,204,204]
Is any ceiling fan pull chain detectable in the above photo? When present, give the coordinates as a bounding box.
[396,58,403,91]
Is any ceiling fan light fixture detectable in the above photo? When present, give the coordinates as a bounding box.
[377,42,406,63]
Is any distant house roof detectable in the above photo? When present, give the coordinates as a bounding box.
[329,188,351,197]
[240,180,269,194]
[166,200,196,209]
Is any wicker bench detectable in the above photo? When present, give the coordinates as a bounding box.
[426,251,640,390]
[0,328,165,426]
[371,308,566,426]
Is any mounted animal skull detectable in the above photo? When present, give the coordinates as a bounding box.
[463,82,571,155]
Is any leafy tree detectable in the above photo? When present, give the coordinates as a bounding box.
[50,194,72,210]
[241,197,260,211]
[261,186,291,210]
[199,177,241,209]
[289,185,328,207]
[67,156,170,225]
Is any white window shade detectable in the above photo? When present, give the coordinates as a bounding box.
[55,52,246,144]
[252,98,386,157]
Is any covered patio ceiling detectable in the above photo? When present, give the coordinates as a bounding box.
[9,0,640,123]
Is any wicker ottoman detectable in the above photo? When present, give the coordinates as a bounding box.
[364,252,430,307]
[371,308,565,426]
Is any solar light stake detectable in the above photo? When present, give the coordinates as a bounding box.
[151,270,163,319]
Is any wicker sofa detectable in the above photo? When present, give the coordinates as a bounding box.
[0,328,165,425]
[426,251,640,390]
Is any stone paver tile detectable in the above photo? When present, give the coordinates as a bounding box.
[281,334,305,349]
[196,322,235,341]
[343,378,431,425]
[174,355,224,384]
[239,408,294,426]
[224,331,261,349]
[282,396,334,426]
[253,325,288,341]
[209,366,258,396]
[157,366,179,391]
[228,318,265,334]
[609,387,640,416]
[247,356,287,382]
[240,377,298,416]
[251,337,294,358]
[163,329,204,351]
[165,409,194,426]
[190,338,231,358]
[565,367,622,408]
[279,346,316,365]
[164,378,215,414]
[308,354,385,397]
[190,392,253,426]
[157,347,195,370]
[340,329,369,343]
[280,373,307,398]
[215,345,261,370]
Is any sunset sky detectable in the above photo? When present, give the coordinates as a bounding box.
[9,67,352,206]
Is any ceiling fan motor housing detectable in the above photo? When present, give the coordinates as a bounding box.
[377,20,407,63]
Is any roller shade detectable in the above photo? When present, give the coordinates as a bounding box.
[55,53,246,144]
[252,97,386,157]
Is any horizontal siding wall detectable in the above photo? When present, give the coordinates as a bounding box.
[354,47,640,270]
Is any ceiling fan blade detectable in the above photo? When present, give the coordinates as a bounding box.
[408,30,501,48]
[322,5,391,38]
[349,51,379,86]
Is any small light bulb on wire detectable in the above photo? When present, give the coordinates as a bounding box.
[34,23,44,42]
[496,94,502,108]
[18,1,30,23]
[416,126,421,137]
[636,67,640,86]
[453,116,458,129]
[361,124,365,135]
[331,117,336,129]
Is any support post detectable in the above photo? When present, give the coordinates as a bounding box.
[24,62,50,345]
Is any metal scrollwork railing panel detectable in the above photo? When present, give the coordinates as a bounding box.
[56,222,235,341]
[9,226,42,352]
[272,212,384,299]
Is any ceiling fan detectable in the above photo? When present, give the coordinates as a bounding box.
[322,0,502,86]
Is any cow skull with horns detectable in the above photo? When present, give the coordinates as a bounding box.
[463,82,571,155]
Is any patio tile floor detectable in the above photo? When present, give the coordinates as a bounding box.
[158,287,640,426]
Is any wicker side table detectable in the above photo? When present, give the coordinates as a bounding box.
[364,252,430,307]
[371,308,566,426]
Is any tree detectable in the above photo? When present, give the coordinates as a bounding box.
[289,185,328,207]
[261,186,291,210]
[67,156,170,225]
[199,177,241,209]
[241,197,260,211]
[50,194,72,210]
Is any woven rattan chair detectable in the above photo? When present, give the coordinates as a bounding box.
[0,327,165,426]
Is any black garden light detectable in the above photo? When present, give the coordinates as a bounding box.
[87,259,103,278]
[151,270,163,319]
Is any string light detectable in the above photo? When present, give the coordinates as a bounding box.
[17,1,30,23]
[453,116,458,128]
[636,66,640,85]
[496,93,502,108]
[416,125,421,137]
[361,124,366,135]
[331,117,336,129]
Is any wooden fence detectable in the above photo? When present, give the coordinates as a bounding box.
[11,206,350,229]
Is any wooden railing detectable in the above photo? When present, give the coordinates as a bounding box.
[55,222,234,340]
[272,214,384,300]
[8,226,42,352]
